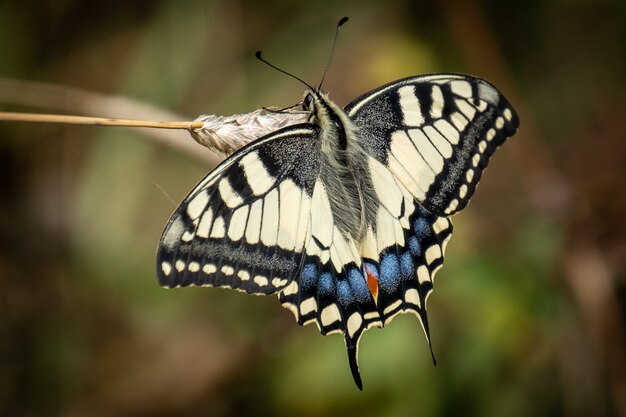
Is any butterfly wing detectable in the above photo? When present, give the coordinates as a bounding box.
[279,169,453,388]
[157,118,420,389]
[276,176,381,389]
[345,74,519,216]
[156,119,398,389]
[157,125,321,294]
[332,74,519,385]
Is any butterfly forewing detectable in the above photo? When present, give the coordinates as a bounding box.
[345,74,519,217]
[157,125,321,294]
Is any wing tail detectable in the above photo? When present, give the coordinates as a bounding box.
[347,344,363,390]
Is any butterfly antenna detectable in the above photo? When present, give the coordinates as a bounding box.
[255,51,315,91]
[317,16,349,90]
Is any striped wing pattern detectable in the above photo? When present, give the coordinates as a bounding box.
[346,74,519,216]
[158,126,321,294]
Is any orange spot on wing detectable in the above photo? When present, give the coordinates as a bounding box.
[364,264,379,303]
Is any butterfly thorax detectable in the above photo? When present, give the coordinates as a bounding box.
[307,91,378,242]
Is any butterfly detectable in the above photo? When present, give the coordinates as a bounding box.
[156,71,519,389]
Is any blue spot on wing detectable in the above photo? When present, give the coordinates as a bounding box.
[408,236,421,256]
[379,253,401,292]
[413,217,431,238]
[301,263,317,290]
[319,272,335,296]
[337,279,354,306]
[348,268,370,302]
[400,251,414,279]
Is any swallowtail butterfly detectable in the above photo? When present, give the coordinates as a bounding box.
[157,41,519,389]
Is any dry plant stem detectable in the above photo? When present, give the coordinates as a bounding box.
[0,107,308,158]
[0,78,309,165]
[0,112,204,130]
[0,77,219,164]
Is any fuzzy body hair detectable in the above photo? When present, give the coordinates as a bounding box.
[307,91,378,242]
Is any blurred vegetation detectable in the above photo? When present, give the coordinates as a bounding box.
[1,0,625,416]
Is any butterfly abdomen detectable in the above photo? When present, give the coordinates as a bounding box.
[312,92,379,241]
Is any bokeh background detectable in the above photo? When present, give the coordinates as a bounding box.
[1,0,625,416]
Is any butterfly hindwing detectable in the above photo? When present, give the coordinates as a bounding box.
[275,154,454,387]
[157,125,321,294]
[345,74,519,217]
[276,178,380,388]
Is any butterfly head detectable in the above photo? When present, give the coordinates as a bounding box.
[301,90,334,123]
[302,89,355,149]
[302,90,325,123]
[302,90,328,123]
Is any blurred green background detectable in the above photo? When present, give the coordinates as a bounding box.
[1,0,625,416]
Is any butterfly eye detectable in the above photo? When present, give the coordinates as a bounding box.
[303,93,314,110]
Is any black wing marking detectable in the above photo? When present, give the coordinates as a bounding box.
[157,125,321,294]
[345,74,519,217]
